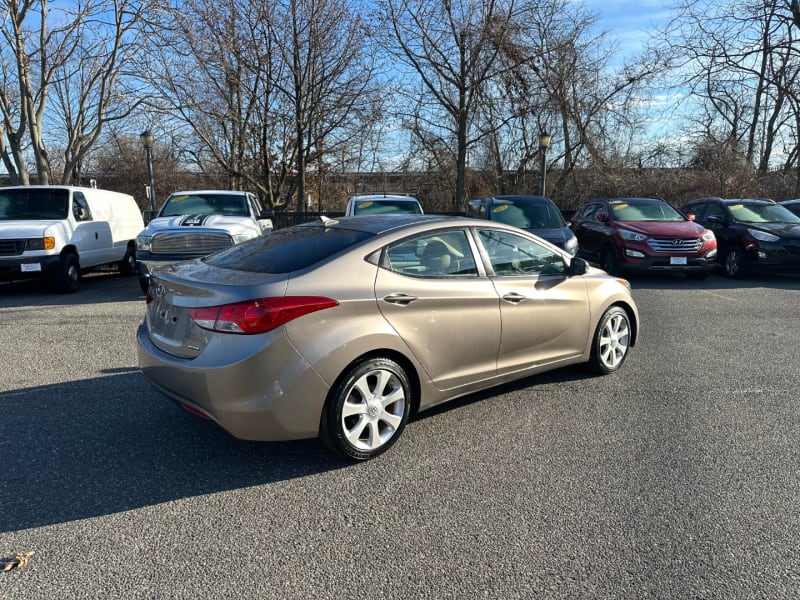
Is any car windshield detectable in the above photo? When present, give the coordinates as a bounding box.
[160,193,248,217]
[0,188,69,220]
[490,200,565,229]
[728,202,800,224]
[205,222,374,273]
[610,200,685,222]
[353,199,421,215]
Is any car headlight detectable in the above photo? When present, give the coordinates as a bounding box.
[232,233,255,245]
[25,237,55,251]
[564,235,579,255]
[619,228,647,242]
[702,229,716,241]
[747,228,779,242]
[136,235,152,251]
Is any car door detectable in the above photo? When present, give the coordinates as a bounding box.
[374,228,502,391]
[474,227,591,375]
[70,192,108,266]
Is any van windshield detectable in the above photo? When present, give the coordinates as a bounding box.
[0,188,69,220]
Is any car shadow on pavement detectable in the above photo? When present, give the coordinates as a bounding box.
[0,272,143,307]
[625,271,800,291]
[0,371,350,533]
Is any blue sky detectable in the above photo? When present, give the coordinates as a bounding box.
[579,0,674,59]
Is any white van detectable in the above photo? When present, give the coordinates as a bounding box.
[0,185,144,292]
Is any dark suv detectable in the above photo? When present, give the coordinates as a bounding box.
[570,197,717,277]
[681,198,800,278]
[466,195,578,255]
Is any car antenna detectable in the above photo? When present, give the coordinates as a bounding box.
[319,215,339,227]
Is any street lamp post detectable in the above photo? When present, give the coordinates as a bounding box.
[539,130,552,197]
[140,130,156,213]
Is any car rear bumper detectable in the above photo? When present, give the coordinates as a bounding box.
[136,322,330,441]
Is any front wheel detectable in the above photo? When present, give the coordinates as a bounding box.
[600,244,620,276]
[320,357,412,461]
[723,246,749,279]
[588,306,632,374]
[119,245,137,275]
[54,253,81,293]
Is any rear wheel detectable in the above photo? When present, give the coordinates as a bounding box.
[723,246,749,279]
[119,245,137,275]
[588,306,631,374]
[320,357,412,461]
[54,253,81,293]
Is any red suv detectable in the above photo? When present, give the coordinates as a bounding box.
[570,197,717,278]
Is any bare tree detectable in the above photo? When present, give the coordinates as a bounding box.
[377,0,516,210]
[0,0,154,185]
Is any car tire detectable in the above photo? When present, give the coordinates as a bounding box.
[54,253,81,293]
[588,306,631,374]
[119,245,137,275]
[600,244,619,276]
[320,357,412,461]
[723,247,749,279]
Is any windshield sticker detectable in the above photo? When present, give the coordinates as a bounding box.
[613,204,629,210]
[358,201,374,208]
[492,205,509,213]
[171,195,189,202]
[730,204,744,211]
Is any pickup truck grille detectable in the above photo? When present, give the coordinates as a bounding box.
[151,232,234,255]
[0,240,25,256]
[647,237,703,253]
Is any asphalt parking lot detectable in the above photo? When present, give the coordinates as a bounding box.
[1,271,799,599]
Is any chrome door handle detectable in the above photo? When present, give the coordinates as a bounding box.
[502,292,526,304]
[382,293,418,306]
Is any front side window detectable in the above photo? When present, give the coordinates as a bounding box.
[72,193,93,221]
[385,229,478,277]
[477,229,566,276]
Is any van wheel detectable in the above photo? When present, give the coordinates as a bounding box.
[55,253,81,293]
[119,246,137,275]
[319,357,412,461]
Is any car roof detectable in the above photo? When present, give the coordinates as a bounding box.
[167,190,250,196]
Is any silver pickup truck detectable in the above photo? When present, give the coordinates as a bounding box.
[135,189,273,292]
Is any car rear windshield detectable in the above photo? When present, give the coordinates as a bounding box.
[354,200,422,215]
[0,188,69,220]
[204,222,374,273]
[610,200,684,222]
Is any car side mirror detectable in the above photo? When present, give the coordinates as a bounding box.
[686,214,695,221]
[597,213,608,223]
[707,215,724,225]
[142,209,156,224]
[259,209,274,219]
[568,256,588,276]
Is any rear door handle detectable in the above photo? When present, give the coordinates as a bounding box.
[383,293,418,306]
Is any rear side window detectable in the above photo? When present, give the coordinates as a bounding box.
[205,223,373,273]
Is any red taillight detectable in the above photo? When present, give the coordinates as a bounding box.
[188,296,339,334]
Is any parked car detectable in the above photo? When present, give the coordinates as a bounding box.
[135,190,273,292]
[137,215,639,461]
[780,199,800,218]
[345,194,423,216]
[569,197,717,278]
[681,197,800,278]
[465,194,578,255]
[0,185,143,292]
